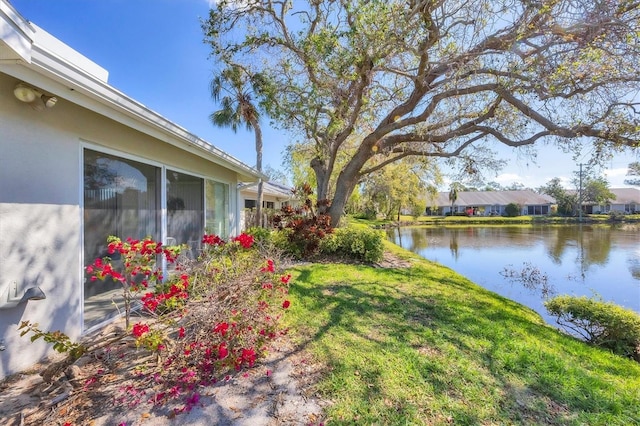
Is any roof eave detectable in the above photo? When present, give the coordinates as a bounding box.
[0,8,260,182]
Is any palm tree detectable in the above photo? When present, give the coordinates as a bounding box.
[448,183,460,215]
[210,66,264,227]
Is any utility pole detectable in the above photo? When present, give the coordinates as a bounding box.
[578,163,583,222]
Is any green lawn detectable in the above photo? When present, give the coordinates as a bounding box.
[283,242,640,425]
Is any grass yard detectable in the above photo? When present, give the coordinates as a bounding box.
[283,242,640,425]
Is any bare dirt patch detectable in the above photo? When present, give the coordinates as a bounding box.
[0,321,328,426]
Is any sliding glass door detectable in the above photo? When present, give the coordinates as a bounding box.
[83,149,160,328]
[83,149,231,329]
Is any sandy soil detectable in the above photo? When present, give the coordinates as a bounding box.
[0,330,328,426]
[0,253,410,425]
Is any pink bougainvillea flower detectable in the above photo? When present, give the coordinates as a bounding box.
[186,392,200,406]
[282,300,291,309]
[241,348,256,367]
[280,274,291,284]
[261,259,275,273]
[132,323,150,338]
[232,233,254,249]
[218,342,229,359]
[213,322,229,337]
[202,234,225,246]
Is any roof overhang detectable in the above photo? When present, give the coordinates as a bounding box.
[0,0,260,182]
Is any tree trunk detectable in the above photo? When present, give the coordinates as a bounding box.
[326,159,364,227]
[324,136,378,227]
[253,119,263,227]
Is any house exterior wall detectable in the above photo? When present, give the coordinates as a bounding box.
[0,72,243,378]
[238,192,289,231]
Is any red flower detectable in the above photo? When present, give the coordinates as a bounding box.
[241,348,256,367]
[232,233,254,249]
[141,293,159,312]
[213,322,229,337]
[218,342,228,359]
[178,327,185,338]
[280,274,291,284]
[282,300,291,309]
[261,259,275,273]
[202,234,225,246]
[132,323,150,337]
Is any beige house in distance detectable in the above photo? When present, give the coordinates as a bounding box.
[428,190,556,216]
[238,181,295,229]
[579,188,640,214]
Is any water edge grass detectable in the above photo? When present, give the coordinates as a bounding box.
[283,242,640,425]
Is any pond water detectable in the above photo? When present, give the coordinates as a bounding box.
[386,224,640,325]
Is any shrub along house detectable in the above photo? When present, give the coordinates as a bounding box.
[0,1,260,378]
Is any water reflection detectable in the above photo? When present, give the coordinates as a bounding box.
[388,224,640,324]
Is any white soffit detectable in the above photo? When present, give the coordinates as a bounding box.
[0,0,259,181]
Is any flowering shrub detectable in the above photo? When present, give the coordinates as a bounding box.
[273,183,333,258]
[25,232,292,417]
[86,236,182,327]
[125,250,292,412]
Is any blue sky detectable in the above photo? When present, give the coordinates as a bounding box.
[9,0,638,189]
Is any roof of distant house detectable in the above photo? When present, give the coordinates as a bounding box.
[564,187,640,204]
[239,181,294,199]
[609,188,640,203]
[433,190,556,207]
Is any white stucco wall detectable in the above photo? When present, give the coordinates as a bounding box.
[0,72,243,378]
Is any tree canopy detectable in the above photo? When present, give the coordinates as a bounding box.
[210,66,266,226]
[361,159,439,220]
[538,177,578,215]
[204,0,640,226]
[625,161,640,186]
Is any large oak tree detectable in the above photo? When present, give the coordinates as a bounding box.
[204,0,640,226]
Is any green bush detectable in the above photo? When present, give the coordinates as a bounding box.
[245,226,272,244]
[271,228,303,259]
[353,208,377,220]
[320,226,384,263]
[545,295,640,361]
[504,203,521,217]
[411,204,425,220]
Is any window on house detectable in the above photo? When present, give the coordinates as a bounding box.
[244,199,256,209]
[264,201,275,209]
[83,149,160,329]
[527,205,548,215]
[206,180,229,238]
[166,170,204,248]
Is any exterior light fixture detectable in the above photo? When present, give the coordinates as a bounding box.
[13,82,38,102]
[0,284,47,310]
[13,82,58,109]
[41,95,58,108]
